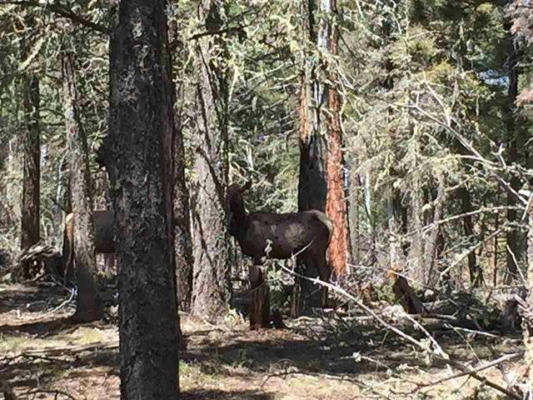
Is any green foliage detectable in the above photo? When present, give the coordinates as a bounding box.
[0,0,531,291]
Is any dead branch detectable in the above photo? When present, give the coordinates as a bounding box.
[444,356,522,400]
[407,99,528,207]
[438,227,504,280]
[423,352,521,388]
[419,206,521,235]
[281,267,524,399]
[279,263,449,359]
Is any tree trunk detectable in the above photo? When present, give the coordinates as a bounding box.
[20,73,40,277]
[189,0,230,320]
[249,264,270,330]
[493,214,499,286]
[174,117,194,312]
[171,26,194,314]
[388,188,408,271]
[523,198,533,396]
[424,174,447,287]
[505,33,521,283]
[5,138,21,228]
[62,54,102,322]
[298,0,327,213]
[347,158,360,266]
[411,171,425,284]
[324,0,348,279]
[460,187,481,286]
[293,0,329,317]
[106,1,179,396]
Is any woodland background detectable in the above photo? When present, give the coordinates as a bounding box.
[1,0,533,399]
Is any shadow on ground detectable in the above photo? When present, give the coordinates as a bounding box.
[0,341,119,388]
[0,282,524,399]
[182,316,520,380]
[181,388,275,399]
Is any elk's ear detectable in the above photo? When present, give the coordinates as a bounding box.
[241,181,252,192]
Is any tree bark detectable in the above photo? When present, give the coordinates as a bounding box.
[293,0,329,317]
[324,0,348,279]
[174,118,194,312]
[411,169,425,284]
[298,0,327,213]
[388,188,407,273]
[460,187,481,286]
[190,0,230,320]
[171,23,194,314]
[347,158,360,266]
[505,33,521,283]
[424,174,447,287]
[106,0,180,397]
[62,53,102,322]
[20,73,40,275]
[249,264,270,330]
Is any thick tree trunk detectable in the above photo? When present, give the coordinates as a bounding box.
[106,1,179,397]
[174,121,193,312]
[62,54,102,322]
[169,14,194,313]
[20,73,40,277]
[298,0,327,213]
[293,0,329,317]
[190,0,230,320]
[325,0,348,279]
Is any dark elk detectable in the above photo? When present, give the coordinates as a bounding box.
[226,182,333,330]
[63,210,115,281]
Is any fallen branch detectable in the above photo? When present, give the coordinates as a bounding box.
[279,263,449,359]
[422,352,521,388]
[444,356,522,400]
[280,265,524,399]
[23,341,118,356]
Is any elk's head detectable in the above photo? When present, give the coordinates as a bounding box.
[226,182,251,236]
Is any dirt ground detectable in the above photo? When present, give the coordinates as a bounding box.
[0,283,525,399]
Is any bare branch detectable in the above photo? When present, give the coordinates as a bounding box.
[406,95,528,207]
[421,352,521,391]
[280,261,449,358]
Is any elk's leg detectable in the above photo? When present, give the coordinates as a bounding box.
[249,264,270,330]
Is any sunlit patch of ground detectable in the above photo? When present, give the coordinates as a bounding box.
[0,283,525,399]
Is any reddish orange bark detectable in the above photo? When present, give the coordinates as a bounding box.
[325,0,348,278]
[325,89,348,278]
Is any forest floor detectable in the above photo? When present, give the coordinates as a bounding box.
[0,282,526,400]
